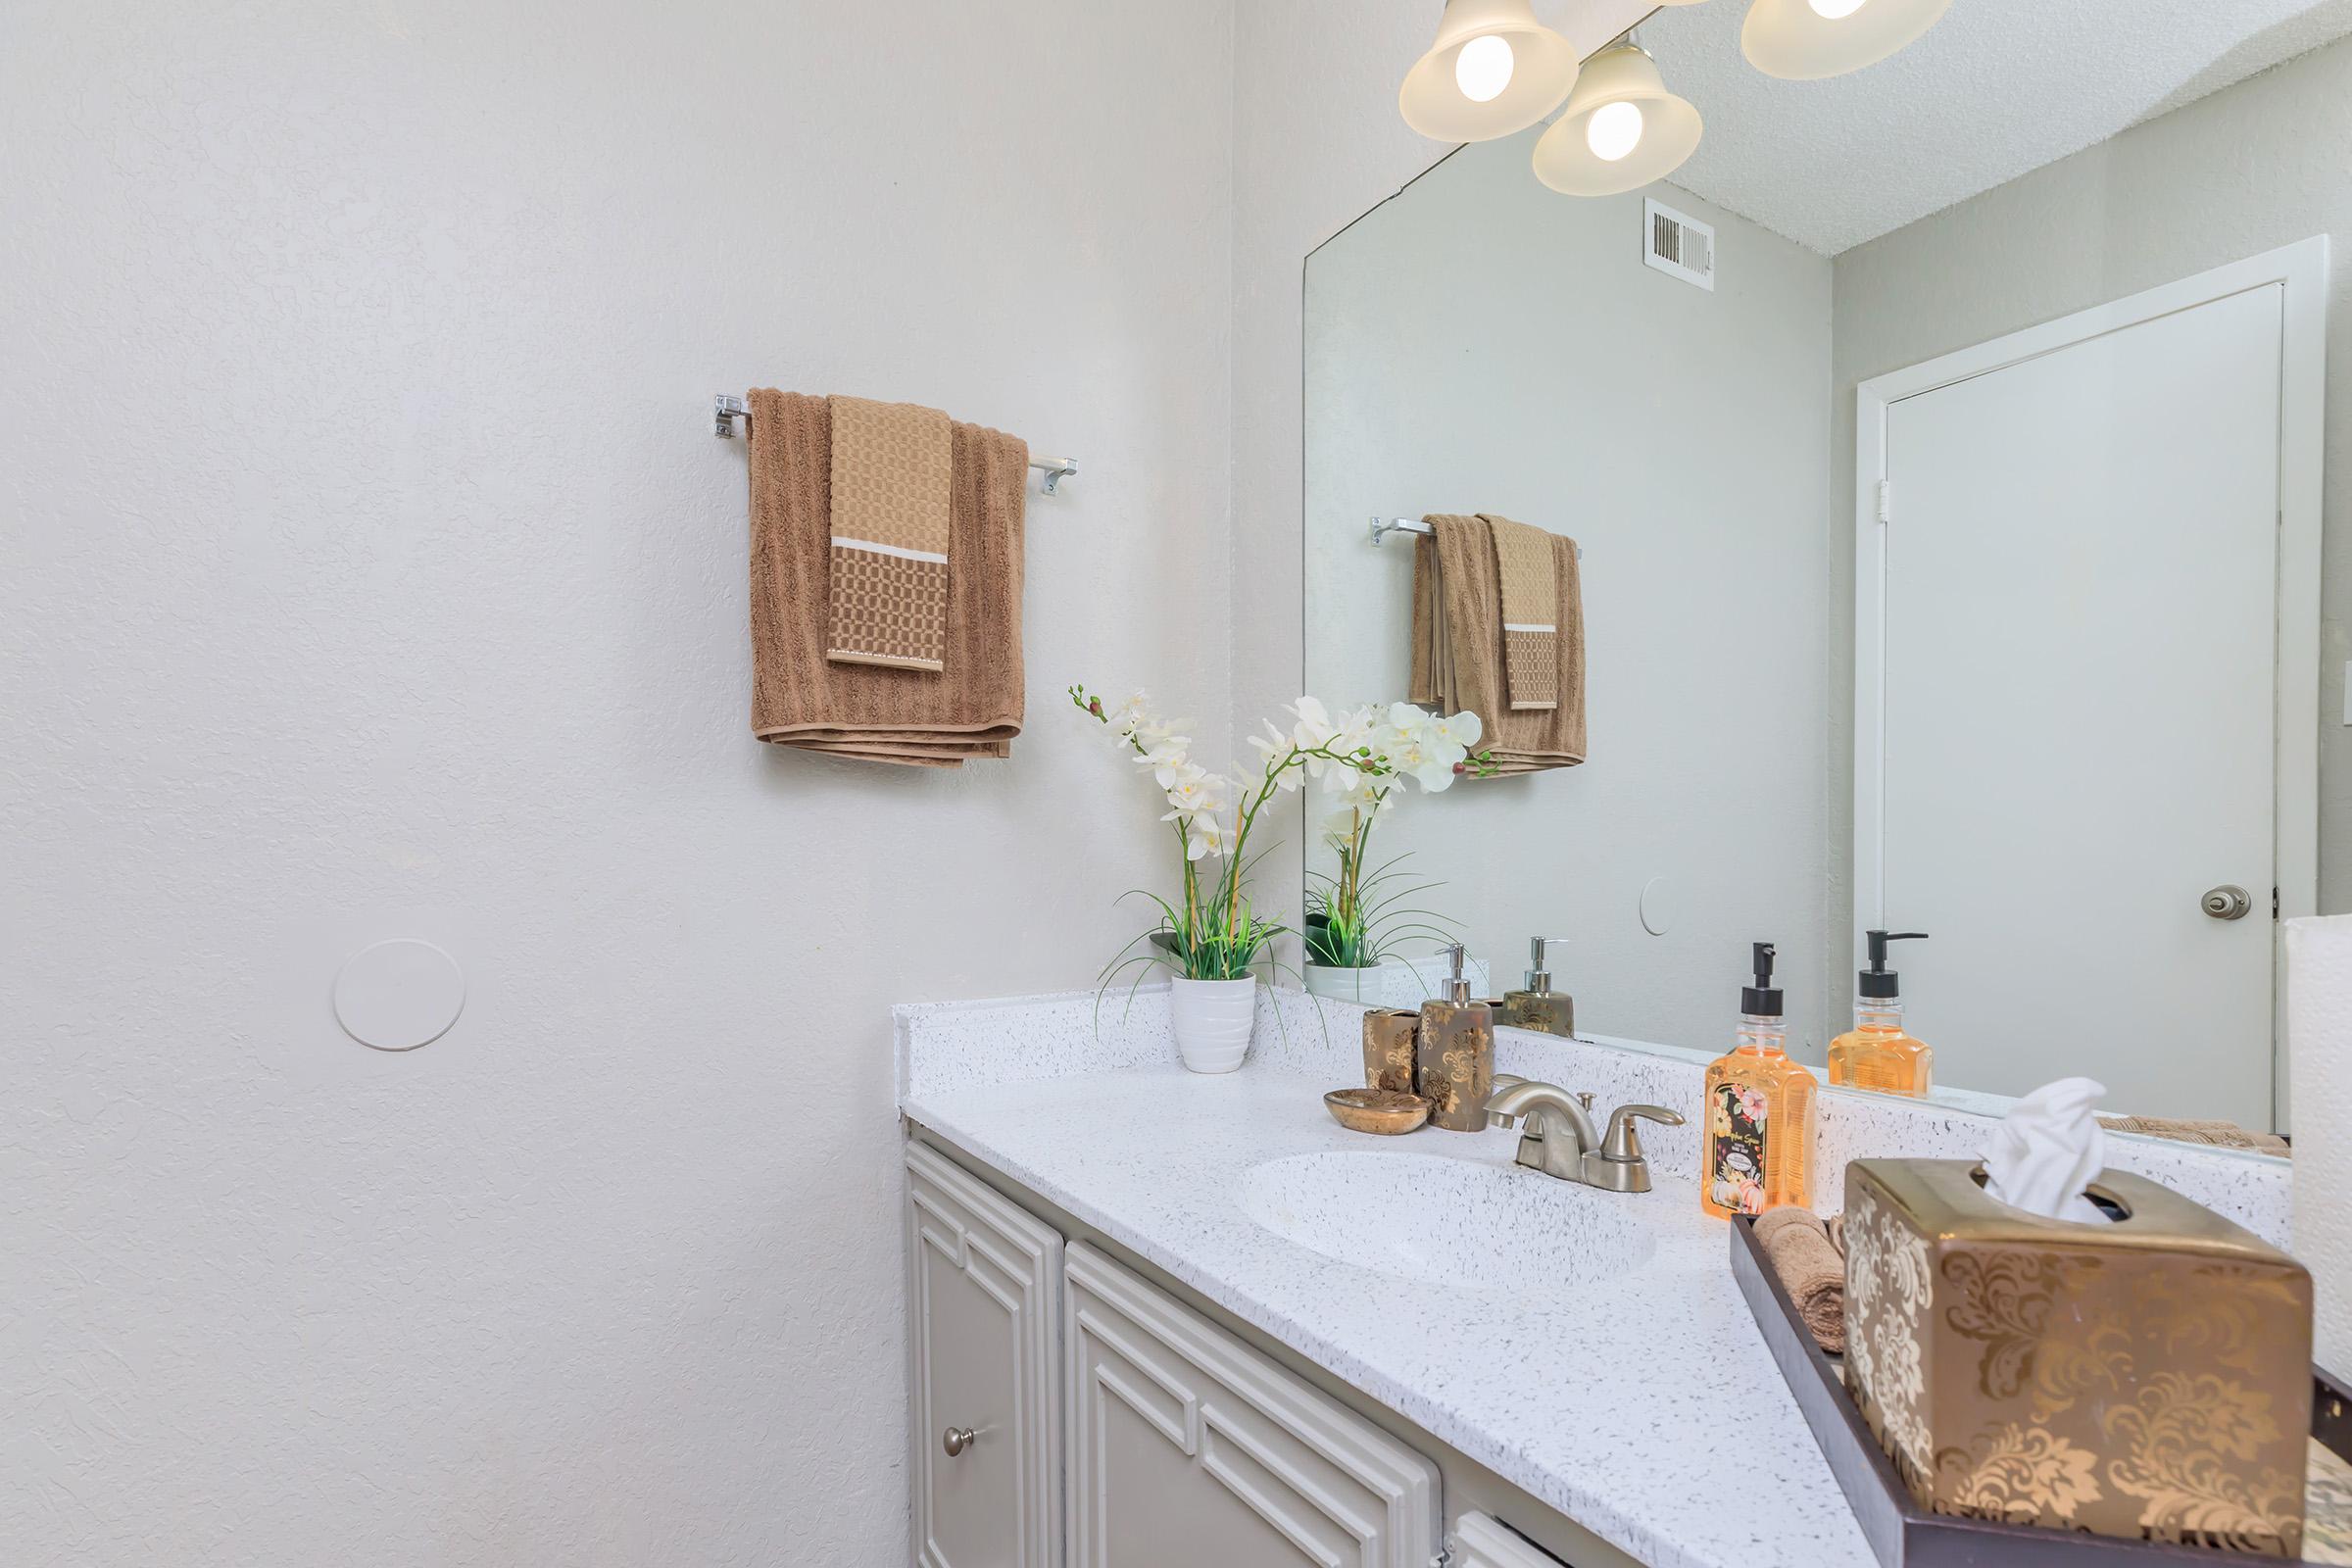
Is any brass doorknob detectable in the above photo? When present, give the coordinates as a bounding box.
[943,1426,974,1457]
[2203,885,2253,920]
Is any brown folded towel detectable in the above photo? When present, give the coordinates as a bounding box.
[1754,1206,1844,1354]
[1410,514,1586,774]
[2098,1114,2290,1155]
[748,390,1026,766]
[826,395,953,673]
[1486,514,1559,711]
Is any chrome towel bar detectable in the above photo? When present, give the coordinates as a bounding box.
[1370,516,1581,558]
[713,394,1079,494]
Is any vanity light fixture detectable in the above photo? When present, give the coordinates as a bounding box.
[1531,38,1702,199]
[1741,0,1953,80]
[1398,0,1581,143]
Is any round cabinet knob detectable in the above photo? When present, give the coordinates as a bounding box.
[2202,885,2254,920]
[942,1426,974,1457]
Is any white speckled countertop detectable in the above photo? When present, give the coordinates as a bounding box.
[894,986,2293,1568]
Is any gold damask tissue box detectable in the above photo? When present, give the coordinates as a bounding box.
[1843,1158,2314,1556]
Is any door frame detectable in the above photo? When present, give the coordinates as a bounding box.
[1853,236,2328,1130]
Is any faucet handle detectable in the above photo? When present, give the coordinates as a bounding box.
[1600,1103,1685,1163]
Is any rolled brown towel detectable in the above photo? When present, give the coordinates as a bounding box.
[2098,1114,2291,1156]
[1755,1206,1845,1354]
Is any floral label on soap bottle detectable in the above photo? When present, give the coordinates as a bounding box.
[1709,1083,1769,1215]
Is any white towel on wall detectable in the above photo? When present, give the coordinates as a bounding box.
[2289,913,2352,1376]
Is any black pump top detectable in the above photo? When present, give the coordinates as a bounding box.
[1741,941,1783,1017]
[1859,930,1929,1000]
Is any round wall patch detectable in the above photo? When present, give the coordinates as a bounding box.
[332,939,466,1052]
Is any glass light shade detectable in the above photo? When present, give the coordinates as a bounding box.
[1399,0,1580,142]
[1742,0,1951,79]
[1531,43,1702,198]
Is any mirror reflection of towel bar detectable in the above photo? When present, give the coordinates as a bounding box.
[1369,516,1581,559]
[713,394,1079,494]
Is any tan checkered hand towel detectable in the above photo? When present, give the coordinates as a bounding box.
[1484,514,1558,711]
[826,395,953,672]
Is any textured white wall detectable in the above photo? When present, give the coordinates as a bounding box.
[0,1,1233,1562]
[1229,0,1658,960]
[1303,138,1837,1054]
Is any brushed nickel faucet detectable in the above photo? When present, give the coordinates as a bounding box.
[1485,1078,1685,1194]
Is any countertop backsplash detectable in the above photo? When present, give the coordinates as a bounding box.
[897,985,2290,1248]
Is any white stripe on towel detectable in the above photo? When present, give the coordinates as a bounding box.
[1503,622,1557,634]
[830,536,949,564]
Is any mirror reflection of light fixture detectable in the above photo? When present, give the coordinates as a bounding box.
[1742,0,1952,79]
[1398,0,1581,143]
[1532,39,1702,198]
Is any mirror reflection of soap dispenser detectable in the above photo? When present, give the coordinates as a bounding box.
[1417,944,1494,1132]
[1828,930,1933,1098]
[1500,937,1575,1038]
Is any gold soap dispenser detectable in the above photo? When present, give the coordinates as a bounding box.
[1499,936,1575,1038]
[1417,944,1494,1132]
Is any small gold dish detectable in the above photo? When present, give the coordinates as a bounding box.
[1324,1087,1431,1136]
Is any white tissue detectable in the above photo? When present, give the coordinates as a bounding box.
[1982,1076,2110,1223]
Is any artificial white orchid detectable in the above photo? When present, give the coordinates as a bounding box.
[1429,709,1484,754]
[1106,691,1151,744]
[1299,700,1497,972]
[1145,742,1200,792]
[1070,683,1495,986]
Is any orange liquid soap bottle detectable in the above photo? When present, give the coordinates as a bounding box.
[1701,942,1816,1219]
[1828,930,1934,1098]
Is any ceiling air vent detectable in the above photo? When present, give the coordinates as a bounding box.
[1643,198,1715,292]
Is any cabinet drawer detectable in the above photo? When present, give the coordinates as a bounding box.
[1450,1512,1573,1567]
[1063,1243,1441,1568]
[906,1142,1064,1568]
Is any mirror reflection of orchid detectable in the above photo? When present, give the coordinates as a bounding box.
[1298,700,1494,974]
[1069,686,1494,990]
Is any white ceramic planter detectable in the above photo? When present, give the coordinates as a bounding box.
[1302,963,1376,1003]
[1168,976,1257,1074]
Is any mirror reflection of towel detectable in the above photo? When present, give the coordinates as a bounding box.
[1486,514,1559,711]
[1409,514,1585,775]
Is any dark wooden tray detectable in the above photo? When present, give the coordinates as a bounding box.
[1730,1212,2352,1567]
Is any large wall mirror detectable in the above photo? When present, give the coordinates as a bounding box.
[1302,3,2350,1135]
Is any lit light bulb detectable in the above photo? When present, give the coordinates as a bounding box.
[1454,34,1516,103]
[1585,100,1644,162]
[1807,0,1869,17]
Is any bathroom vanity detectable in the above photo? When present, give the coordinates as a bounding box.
[896,988,2288,1568]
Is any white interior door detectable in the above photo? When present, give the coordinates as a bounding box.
[1863,276,2297,1128]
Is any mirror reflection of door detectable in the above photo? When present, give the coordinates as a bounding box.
[1858,248,2324,1131]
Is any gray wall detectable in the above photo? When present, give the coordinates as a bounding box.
[1826,33,2352,1016]
[1304,131,1838,1054]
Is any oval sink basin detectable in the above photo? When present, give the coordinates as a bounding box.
[1240,1151,1658,1293]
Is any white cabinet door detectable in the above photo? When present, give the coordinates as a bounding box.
[1063,1243,1441,1568]
[1449,1512,1570,1567]
[906,1141,1064,1568]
